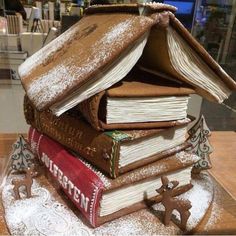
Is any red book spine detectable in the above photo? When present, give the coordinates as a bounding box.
[28,127,104,227]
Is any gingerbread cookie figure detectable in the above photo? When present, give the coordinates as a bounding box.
[156,176,192,230]
[12,165,37,200]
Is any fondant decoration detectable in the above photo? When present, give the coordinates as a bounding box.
[10,135,35,172]
[187,115,213,173]
[156,176,192,230]
[12,165,36,200]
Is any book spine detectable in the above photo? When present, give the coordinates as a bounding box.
[24,96,119,178]
[28,127,104,227]
[78,92,104,131]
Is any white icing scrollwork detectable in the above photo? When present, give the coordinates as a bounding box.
[2,176,91,236]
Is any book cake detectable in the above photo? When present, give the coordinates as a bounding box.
[2,2,235,234]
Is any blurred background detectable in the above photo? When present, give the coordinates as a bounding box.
[0,0,235,132]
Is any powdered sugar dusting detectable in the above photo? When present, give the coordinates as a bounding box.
[94,215,143,235]
[2,171,215,235]
[103,20,134,45]
[2,173,179,235]
[140,2,177,11]
[176,151,200,164]
[27,54,104,110]
[2,176,92,236]
[27,60,76,109]
[106,151,198,188]
[204,183,222,230]
[19,24,79,78]
[177,117,191,124]
[163,144,185,156]
[182,174,214,230]
[25,17,151,109]
[205,202,221,230]
[106,163,167,188]
[124,163,167,182]
[94,209,178,235]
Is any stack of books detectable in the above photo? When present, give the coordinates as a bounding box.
[20,3,236,228]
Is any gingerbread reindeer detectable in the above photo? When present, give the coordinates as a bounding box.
[156,176,192,230]
[12,165,36,200]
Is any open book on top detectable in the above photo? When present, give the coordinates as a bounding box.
[19,3,236,116]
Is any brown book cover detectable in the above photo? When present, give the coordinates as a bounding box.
[24,96,191,178]
[19,3,235,117]
[79,69,195,131]
[19,4,166,113]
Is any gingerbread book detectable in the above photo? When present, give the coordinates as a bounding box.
[24,96,191,178]
[29,127,199,227]
[138,8,236,103]
[79,69,195,131]
[19,3,235,117]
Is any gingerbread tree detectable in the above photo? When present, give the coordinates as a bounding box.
[187,115,213,172]
[10,135,34,172]
[0,136,35,189]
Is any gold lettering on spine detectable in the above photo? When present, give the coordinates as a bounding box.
[38,111,85,157]
[39,152,91,213]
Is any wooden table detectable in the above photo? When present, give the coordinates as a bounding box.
[209,131,236,200]
[0,131,236,234]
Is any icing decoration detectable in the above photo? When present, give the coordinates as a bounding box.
[2,177,92,236]
[0,135,35,190]
[10,135,35,172]
[187,115,213,173]
[156,176,192,230]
